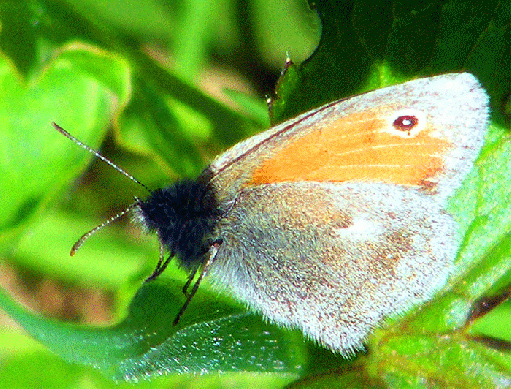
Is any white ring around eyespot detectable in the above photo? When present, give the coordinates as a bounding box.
[384,108,427,138]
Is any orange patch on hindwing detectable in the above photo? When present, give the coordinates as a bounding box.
[248,110,450,188]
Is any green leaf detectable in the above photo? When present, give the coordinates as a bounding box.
[271,0,509,125]
[0,280,306,381]
[0,330,295,389]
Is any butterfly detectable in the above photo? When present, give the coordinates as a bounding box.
[56,72,489,355]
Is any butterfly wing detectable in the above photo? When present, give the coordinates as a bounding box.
[207,73,488,204]
[209,181,457,353]
[205,73,488,353]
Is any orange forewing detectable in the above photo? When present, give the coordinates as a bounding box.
[247,110,450,189]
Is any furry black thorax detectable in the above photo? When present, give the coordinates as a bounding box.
[136,178,220,270]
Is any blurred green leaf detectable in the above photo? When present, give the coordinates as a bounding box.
[11,211,154,289]
[0,1,37,76]
[0,44,131,239]
[250,0,321,67]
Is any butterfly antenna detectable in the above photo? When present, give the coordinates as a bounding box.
[53,123,151,255]
[52,122,151,193]
[70,201,140,256]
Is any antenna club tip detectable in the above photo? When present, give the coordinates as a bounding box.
[70,243,81,256]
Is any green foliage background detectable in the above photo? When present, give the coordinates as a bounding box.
[0,0,510,388]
